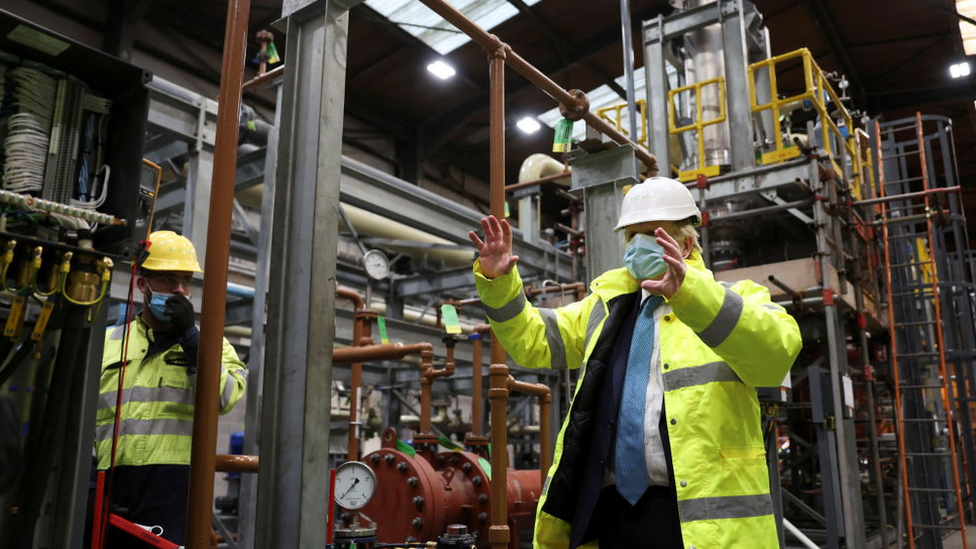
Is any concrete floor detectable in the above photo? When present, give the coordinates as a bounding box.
[942,528,971,549]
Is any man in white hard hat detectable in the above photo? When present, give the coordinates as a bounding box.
[96,231,247,548]
[469,177,800,549]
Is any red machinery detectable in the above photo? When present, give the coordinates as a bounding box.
[361,428,541,548]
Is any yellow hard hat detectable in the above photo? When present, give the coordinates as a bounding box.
[142,231,203,273]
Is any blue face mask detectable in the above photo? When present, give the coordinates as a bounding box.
[147,288,177,322]
[623,233,668,280]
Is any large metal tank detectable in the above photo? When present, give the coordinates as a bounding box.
[686,0,731,168]
[361,429,542,548]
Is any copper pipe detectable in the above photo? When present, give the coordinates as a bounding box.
[417,0,658,175]
[488,51,508,368]
[336,286,365,310]
[215,454,259,474]
[504,170,570,193]
[506,376,552,485]
[185,0,250,545]
[336,285,369,460]
[332,342,433,364]
[420,346,455,434]
[469,328,489,437]
[242,65,284,92]
[488,364,511,549]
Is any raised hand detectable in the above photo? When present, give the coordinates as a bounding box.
[468,215,520,279]
[640,228,687,299]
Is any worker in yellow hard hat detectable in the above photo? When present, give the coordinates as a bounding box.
[94,231,247,548]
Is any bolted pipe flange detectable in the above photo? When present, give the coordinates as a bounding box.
[370,454,380,464]
[413,495,425,509]
[558,89,590,121]
[397,462,408,473]
[472,476,483,486]
[478,493,489,504]
[412,517,424,529]
[407,476,419,488]
[462,462,472,473]
[384,454,395,464]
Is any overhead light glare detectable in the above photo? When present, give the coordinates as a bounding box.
[427,60,456,80]
[516,117,541,134]
[949,61,971,78]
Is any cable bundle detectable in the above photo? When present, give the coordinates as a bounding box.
[2,67,57,194]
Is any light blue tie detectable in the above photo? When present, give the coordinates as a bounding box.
[616,295,663,505]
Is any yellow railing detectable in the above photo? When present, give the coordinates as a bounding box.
[851,128,875,202]
[596,99,648,148]
[748,48,854,173]
[667,77,726,182]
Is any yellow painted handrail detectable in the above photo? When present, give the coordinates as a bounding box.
[667,77,726,181]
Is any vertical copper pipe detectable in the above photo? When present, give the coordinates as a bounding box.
[185,0,250,545]
[470,327,488,437]
[489,51,507,368]
[488,364,511,549]
[539,393,551,481]
[420,350,434,435]
[347,315,364,460]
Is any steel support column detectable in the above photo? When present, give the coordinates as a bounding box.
[255,0,360,546]
[237,81,283,549]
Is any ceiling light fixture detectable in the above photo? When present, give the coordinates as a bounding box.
[426,60,456,80]
[516,117,541,134]
[949,61,971,79]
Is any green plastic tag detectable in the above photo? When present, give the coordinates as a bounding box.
[504,201,511,218]
[478,457,492,482]
[377,315,389,344]
[437,434,461,451]
[553,119,574,152]
[396,439,416,457]
[246,120,257,131]
[266,41,281,64]
[440,304,462,335]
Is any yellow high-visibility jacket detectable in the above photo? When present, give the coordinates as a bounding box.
[95,316,247,469]
[474,251,801,549]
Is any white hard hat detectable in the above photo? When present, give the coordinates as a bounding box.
[614,177,701,232]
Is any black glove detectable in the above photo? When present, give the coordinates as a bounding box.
[165,295,196,334]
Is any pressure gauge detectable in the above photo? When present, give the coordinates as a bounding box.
[362,249,390,280]
[334,461,377,510]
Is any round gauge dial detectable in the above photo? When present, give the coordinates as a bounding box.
[334,461,377,510]
[363,249,391,280]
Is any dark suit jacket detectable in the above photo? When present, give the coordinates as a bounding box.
[570,293,678,549]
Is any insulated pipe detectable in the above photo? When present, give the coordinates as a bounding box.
[415,0,658,176]
[215,454,259,474]
[185,0,249,545]
[506,376,552,485]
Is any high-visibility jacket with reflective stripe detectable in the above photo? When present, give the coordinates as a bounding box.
[95,317,247,469]
[474,251,801,549]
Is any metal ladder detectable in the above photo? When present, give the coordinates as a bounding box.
[876,114,969,549]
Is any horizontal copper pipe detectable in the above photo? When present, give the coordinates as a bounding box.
[505,170,570,193]
[854,185,960,207]
[332,342,433,364]
[215,454,259,473]
[242,65,284,91]
[415,0,658,177]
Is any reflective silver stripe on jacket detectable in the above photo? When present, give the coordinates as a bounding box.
[95,418,194,441]
[678,493,773,523]
[539,308,568,370]
[483,292,527,323]
[696,288,744,347]
[97,386,195,412]
[584,304,606,351]
[220,374,239,409]
[663,361,741,391]
[763,303,782,311]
